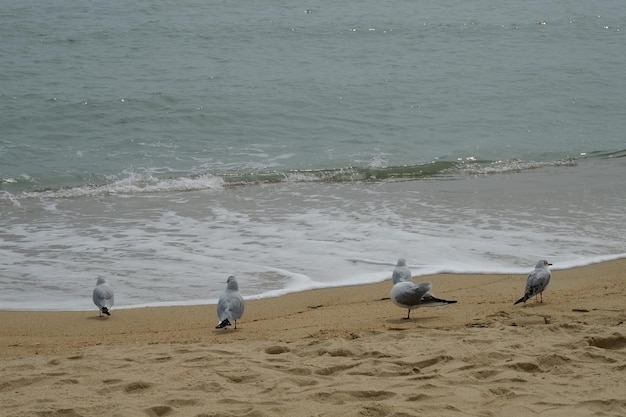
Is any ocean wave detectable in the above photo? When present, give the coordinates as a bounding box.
[1,161,457,199]
[455,158,578,175]
[0,152,619,200]
[0,173,225,201]
[582,148,626,159]
[452,148,626,176]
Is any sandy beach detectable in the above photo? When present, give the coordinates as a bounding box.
[1,259,625,417]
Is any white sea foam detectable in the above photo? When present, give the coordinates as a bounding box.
[1,159,624,311]
[13,173,226,199]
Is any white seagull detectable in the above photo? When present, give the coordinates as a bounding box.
[514,259,552,305]
[390,281,457,320]
[390,259,457,319]
[93,276,114,317]
[392,258,412,284]
[216,276,245,329]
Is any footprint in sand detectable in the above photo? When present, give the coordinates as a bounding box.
[35,410,83,417]
[144,405,173,417]
[125,381,153,393]
[587,334,626,350]
[312,390,396,404]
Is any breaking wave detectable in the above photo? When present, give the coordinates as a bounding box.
[1,149,624,201]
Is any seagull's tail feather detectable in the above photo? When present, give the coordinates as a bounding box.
[513,294,530,305]
[101,307,111,316]
[216,319,231,329]
[421,293,457,307]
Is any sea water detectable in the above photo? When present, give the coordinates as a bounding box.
[1,0,625,310]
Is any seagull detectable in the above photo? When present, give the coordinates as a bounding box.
[514,259,552,305]
[92,276,114,317]
[389,258,457,319]
[392,258,412,284]
[216,276,245,329]
[390,281,457,320]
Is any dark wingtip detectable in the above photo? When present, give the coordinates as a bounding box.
[513,297,526,305]
[429,297,457,305]
[215,319,231,329]
[101,307,111,316]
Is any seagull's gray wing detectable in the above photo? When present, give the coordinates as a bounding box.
[525,268,551,297]
[392,258,412,284]
[92,278,114,316]
[391,281,432,308]
[216,276,245,329]
[392,266,412,284]
[514,260,552,305]
[93,283,114,309]
[217,291,245,322]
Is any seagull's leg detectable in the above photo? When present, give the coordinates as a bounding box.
[234,320,237,330]
[539,292,543,303]
[404,309,411,320]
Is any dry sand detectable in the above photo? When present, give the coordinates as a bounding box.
[1,259,625,417]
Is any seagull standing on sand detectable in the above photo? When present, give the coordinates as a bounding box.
[93,276,114,317]
[216,276,245,329]
[392,258,412,284]
[514,259,552,305]
[389,259,457,319]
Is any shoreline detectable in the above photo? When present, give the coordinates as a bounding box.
[2,259,625,416]
[2,254,625,313]
[2,259,625,358]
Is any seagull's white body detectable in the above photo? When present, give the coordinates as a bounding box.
[390,259,457,319]
[93,276,114,317]
[392,258,412,284]
[391,281,457,319]
[216,276,245,329]
[514,259,552,305]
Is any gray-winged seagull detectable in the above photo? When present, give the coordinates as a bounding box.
[390,260,457,319]
[93,276,114,317]
[514,259,552,305]
[216,276,245,329]
[392,258,412,284]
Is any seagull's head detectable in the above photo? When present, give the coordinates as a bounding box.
[226,275,239,291]
[537,259,552,268]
